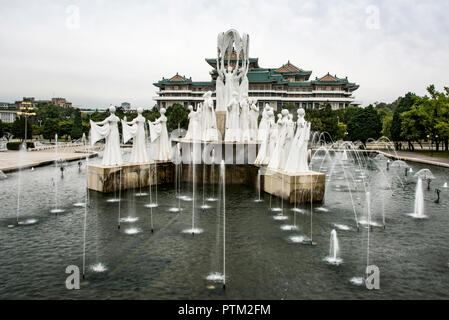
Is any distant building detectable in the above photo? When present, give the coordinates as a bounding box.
[153,54,360,111]
[0,102,18,123]
[51,97,72,108]
[14,97,38,109]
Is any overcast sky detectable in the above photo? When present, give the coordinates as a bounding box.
[1,0,448,109]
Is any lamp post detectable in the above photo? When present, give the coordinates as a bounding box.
[17,102,36,145]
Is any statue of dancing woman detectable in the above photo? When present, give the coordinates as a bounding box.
[90,105,122,166]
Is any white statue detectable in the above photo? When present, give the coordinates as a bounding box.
[122,107,150,164]
[248,98,259,141]
[216,29,250,111]
[267,109,289,170]
[224,91,241,142]
[254,109,275,165]
[184,105,202,141]
[201,91,219,141]
[258,103,272,142]
[285,108,311,173]
[216,70,226,112]
[239,95,251,142]
[148,108,171,161]
[90,105,122,166]
[279,113,295,170]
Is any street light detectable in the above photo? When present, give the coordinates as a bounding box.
[16,102,36,145]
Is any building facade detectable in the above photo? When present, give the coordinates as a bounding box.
[153,55,360,111]
[0,102,18,123]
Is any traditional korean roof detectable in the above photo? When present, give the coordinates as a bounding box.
[311,72,360,90]
[153,73,193,87]
[274,61,312,75]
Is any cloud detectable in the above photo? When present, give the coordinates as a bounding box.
[0,0,448,108]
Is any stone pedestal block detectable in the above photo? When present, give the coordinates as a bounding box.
[215,111,226,141]
[263,169,325,204]
[87,162,174,193]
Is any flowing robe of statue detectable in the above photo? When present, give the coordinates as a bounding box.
[254,111,274,165]
[201,92,219,141]
[90,110,122,166]
[184,106,202,141]
[258,104,272,142]
[223,67,234,109]
[148,112,171,161]
[267,114,288,170]
[239,97,250,142]
[224,92,240,142]
[216,70,226,111]
[279,115,295,170]
[248,98,259,141]
[121,112,150,164]
[285,117,311,174]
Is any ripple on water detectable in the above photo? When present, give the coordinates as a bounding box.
[333,223,351,231]
[120,217,139,223]
[135,192,148,197]
[144,203,158,208]
[350,277,364,286]
[273,215,288,221]
[73,202,86,207]
[90,263,107,273]
[281,225,298,231]
[206,272,225,283]
[50,209,65,214]
[124,227,141,235]
[182,228,203,234]
[18,218,38,226]
[324,256,343,265]
[288,235,310,244]
[106,198,121,203]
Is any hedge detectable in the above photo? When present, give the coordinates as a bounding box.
[6,142,35,150]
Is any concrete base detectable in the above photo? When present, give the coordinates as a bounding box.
[87,162,326,205]
[263,169,325,204]
[87,162,174,193]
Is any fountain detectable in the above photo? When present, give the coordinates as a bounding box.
[409,177,426,219]
[50,134,65,214]
[324,229,342,265]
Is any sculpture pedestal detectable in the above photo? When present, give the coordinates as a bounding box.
[87,162,174,193]
[263,169,325,204]
[215,111,226,141]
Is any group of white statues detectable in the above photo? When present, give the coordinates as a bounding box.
[184,91,259,143]
[184,91,219,142]
[90,105,171,166]
[89,102,311,174]
[255,105,311,173]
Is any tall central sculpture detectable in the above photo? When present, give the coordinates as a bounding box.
[216,29,250,111]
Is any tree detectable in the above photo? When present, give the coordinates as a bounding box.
[11,117,33,140]
[165,103,189,132]
[390,92,417,149]
[43,118,59,142]
[347,105,382,147]
[58,120,73,141]
[70,109,83,140]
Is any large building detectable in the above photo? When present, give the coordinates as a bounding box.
[153,54,360,111]
[0,102,18,123]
